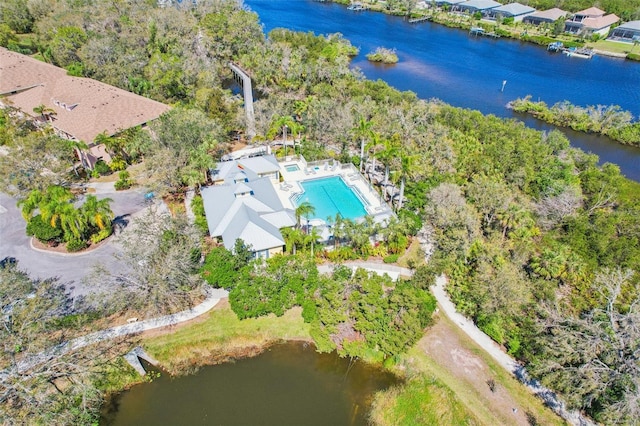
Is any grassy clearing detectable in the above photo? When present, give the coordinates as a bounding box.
[587,39,636,55]
[397,238,425,268]
[396,313,566,426]
[142,303,311,374]
[370,376,481,425]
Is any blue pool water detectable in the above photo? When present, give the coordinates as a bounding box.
[285,164,300,172]
[296,176,367,221]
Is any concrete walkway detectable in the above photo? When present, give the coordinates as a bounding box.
[12,287,228,374]
[317,261,412,281]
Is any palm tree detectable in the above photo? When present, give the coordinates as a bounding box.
[304,227,321,257]
[395,152,418,211]
[269,115,303,156]
[295,201,316,232]
[365,132,384,177]
[351,117,374,172]
[32,104,56,122]
[18,189,44,220]
[282,228,305,255]
[378,137,400,189]
[80,195,114,231]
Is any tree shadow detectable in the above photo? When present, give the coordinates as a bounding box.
[113,214,131,234]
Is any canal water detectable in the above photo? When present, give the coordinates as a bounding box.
[101,342,400,426]
[245,0,640,181]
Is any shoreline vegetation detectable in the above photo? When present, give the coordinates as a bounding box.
[509,96,640,147]
[102,303,564,426]
[330,0,640,61]
[366,47,399,63]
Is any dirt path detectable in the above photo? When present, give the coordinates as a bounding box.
[418,316,532,425]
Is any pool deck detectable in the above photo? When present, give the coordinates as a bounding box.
[276,157,394,223]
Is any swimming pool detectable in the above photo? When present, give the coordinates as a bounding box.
[285,164,300,172]
[295,176,367,221]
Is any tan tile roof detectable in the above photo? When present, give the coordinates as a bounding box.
[0,47,170,143]
[527,8,567,21]
[582,14,619,30]
[575,7,605,17]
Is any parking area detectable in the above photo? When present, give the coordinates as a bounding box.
[0,187,150,297]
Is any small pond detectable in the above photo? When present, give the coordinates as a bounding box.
[101,342,400,426]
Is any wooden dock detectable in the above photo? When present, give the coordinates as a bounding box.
[469,27,500,38]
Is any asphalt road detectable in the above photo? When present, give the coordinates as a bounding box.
[0,186,150,296]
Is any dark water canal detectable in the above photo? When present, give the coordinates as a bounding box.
[246,0,640,181]
[101,342,400,425]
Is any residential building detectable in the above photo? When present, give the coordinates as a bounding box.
[485,3,536,22]
[608,20,640,43]
[456,0,501,13]
[202,154,295,259]
[564,7,619,36]
[523,8,567,26]
[0,47,169,168]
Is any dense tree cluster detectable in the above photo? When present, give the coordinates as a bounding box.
[0,264,127,424]
[202,248,436,361]
[511,96,640,147]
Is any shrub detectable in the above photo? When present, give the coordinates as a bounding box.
[383,254,399,263]
[109,157,127,171]
[93,160,111,176]
[26,214,62,243]
[66,239,88,252]
[114,170,134,190]
[90,228,111,244]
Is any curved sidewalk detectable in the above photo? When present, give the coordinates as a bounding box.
[14,288,228,374]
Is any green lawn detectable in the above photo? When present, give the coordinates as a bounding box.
[142,303,311,374]
[587,39,636,55]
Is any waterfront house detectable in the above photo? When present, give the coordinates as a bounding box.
[0,47,169,169]
[456,0,501,13]
[436,0,465,8]
[564,7,619,36]
[485,3,536,22]
[608,20,640,43]
[201,163,296,259]
[523,8,567,26]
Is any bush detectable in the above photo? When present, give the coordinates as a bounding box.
[109,157,127,171]
[66,239,88,252]
[26,214,62,243]
[383,254,399,263]
[90,228,111,244]
[114,170,134,190]
[93,160,111,176]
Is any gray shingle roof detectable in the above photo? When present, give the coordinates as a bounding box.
[491,3,535,16]
[458,0,501,10]
[201,176,295,253]
[616,20,640,31]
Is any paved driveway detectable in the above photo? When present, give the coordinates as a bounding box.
[0,188,150,297]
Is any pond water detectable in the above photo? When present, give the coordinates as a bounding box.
[245,0,640,181]
[101,342,400,426]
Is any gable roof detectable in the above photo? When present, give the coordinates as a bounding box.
[526,8,567,21]
[201,177,296,252]
[0,47,169,143]
[491,3,535,16]
[211,154,280,183]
